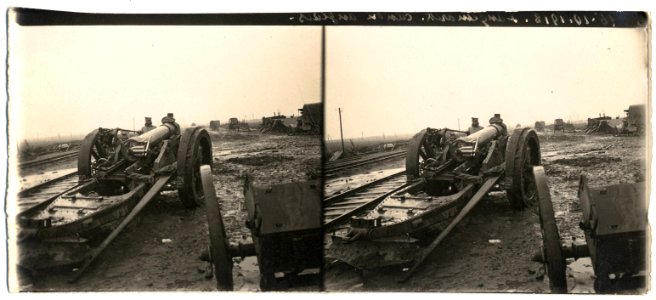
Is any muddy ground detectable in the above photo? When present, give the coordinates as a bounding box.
[324,133,646,293]
[9,131,647,293]
[14,128,321,292]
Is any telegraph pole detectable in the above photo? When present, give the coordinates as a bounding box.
[338,107,345,153]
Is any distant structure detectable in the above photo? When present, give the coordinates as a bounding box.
[553,119,565,132]
[534,121,546,132]
[209,120,221,131]
[619,104,645,135]
[228,117,239,131]
[585,113,616,135]
[296,102,322,135]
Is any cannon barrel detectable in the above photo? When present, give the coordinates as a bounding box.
[450,124,504,159]
[129,123,177,145]
[125,123,177,158]
[456,123,504,146]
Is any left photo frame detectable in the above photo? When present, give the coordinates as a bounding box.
[6,9,324,292]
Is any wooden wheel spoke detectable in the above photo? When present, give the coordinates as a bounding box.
[91,148,100,160]
[94,139,108,157]
[195,147,204,166]
[419,147,428,160]
[422,139,435,158]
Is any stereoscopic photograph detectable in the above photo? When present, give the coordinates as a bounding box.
[322,13,649,293]
[3,8,652,295]
[6,10,322,292]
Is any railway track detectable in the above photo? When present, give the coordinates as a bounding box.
[325,149,406,176]
[16,171,80,213]
[18,151,80,169]
[323,170,408,229]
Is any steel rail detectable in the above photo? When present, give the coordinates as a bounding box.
[17,171,78,197]
[323,171,408,229]
[16,171,81,213]
[18,151,80,169]
[325,150,406,175]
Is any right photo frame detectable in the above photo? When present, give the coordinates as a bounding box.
[321,12,650,293]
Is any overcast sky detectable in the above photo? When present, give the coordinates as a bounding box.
[9,25,321,140]
[324,26,648,140]
[8,24,649,142]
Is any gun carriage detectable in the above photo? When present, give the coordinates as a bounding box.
[16,120,213,280]
[327,117,542,281]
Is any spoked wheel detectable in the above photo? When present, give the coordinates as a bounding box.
[505,128,541,209]
[406,129,440,180]
[533,166,567,293]
[178,127,213,208]
[200,165,234,291]
[78,128,113,180]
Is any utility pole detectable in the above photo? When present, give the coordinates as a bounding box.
[338,107,345,153]
[458,118,460,131]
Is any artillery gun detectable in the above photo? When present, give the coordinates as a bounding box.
[16,120,213,280]
[200,166,322,291]
[326,117,541,281]
[532,166,647,293]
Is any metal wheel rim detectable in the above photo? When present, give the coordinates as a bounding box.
[200,165,234,291]
[521,143,538,207]
[78,129,111,180]
[406,129,438,179]
[178,128,213,208]
[533,166,567,293]
[505,128,541,209]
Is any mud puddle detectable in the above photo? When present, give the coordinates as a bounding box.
[568,257,595,293]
